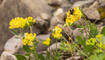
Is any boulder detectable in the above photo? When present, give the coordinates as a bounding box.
[83,8,100,20]
[49,13,65,31]
[36,34,51,51]
[72,0,94,8]
[2,34,51,55]
[0,52,17,60]
[53,8,64,16]
[0,0,3,4]
[4,35,22,54]
[39,13,51,20]
[98,0,105,7]
[46,0,63,6]
[47,42,61,51]
[0,0,52,54]
[73,28,83,37]
[83,1,100,20]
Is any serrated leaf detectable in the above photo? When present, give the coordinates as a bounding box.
[89,23,98,38]
[76,36,86,46]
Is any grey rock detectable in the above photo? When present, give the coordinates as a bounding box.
[89,1,99,8]
[3,34,51,55]
[83,8,100,20]
[4,35,23,54]
[98,0,105,7]
[36,34,51,51]
[47,42,61,51]
[0,52,17,60]
[35,17,50,34]
[0,0,3,4]
[39,13,51,21]
[61,2,72,11]
[73,28,83,37]
[46,0,63,6]
[50,17,60,26]
[66,56,81,60]
[49,13,65,31]
[53,8,64,16]
[83,1,100,20]
[62,26,73,37]
[69,0,84,3]
[72,0,94,8]
[20,0,52,16]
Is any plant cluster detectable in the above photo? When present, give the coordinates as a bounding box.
[9,6,105,60]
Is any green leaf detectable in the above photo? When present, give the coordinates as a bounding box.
[101,26,105,36]
[53,52,61,60]
[79,7,87,18]
[85,53,105,60]
[77,24,84,28]
[76,36,86,46]
[9,29,18,35]
[15,54,27,60]
[23,45,31,53]
[29,56,31,60]
[25,53,30,56]
[46,50,51,60]
[38,54,45,60]
[89,23,98,38]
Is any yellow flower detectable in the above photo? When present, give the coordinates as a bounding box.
[86,38,96,45]
[96,42,103,48]
[65,6,82,26]
[30,47,34,50]
[69,37,72,40]
[96,49,102,53]
[73,6,82,20]
[43,38,51,46]
[25,16,36,26]
[9,17,35,29]
[52,33,62,39]
[67,41,70,45]
[67,10,70,17]
[96,34,103,41]
[103,44,105,49]
[64,42,66,45]
[22,39,28,45]
[9,17,27,29]
[66,15,77,26]
[53,26,62,33]
[52,26,62,39]
[22,32,36,46]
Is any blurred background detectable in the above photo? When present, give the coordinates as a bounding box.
[0,0,105,57]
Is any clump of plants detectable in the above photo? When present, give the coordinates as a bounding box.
[9,6,105,60]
